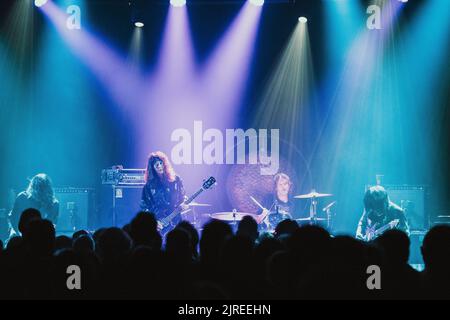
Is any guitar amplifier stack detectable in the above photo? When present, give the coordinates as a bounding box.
[380,185,428,267]
[384,185,428,231]
[101,167,146,227]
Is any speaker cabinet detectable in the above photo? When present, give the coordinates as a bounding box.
[385,185,428,231]
[54,188,95,233]
[100,185,143,228]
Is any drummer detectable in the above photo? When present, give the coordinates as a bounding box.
[256,173,295,232]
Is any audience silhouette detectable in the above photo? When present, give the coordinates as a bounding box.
[0,209,449,300]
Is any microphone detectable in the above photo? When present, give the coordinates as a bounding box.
[323,201,336,212]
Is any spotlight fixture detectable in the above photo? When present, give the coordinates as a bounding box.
[170,0,186,7]
[399,0,408,2]
[298,16,308,24]
[131,0,146,29]
[249,0,264,6]
[34,0,48,7]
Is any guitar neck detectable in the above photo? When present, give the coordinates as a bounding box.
[375,224,392,236]
[185,188,204,205]
[165,187,204,221]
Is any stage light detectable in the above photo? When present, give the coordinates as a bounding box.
[249,0,264,6]
[134,22,144,28]
[298,17,307,24]
[34,0,48,7]
[399,0,408,2]
[170,0,186,7]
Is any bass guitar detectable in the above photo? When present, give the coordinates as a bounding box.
[159,176,216,237]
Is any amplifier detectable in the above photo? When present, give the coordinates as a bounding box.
[100,185,143,228]
[54,188,95,233]
[384,185,428,231]
[101,166,146,186]
[432,215,450,226]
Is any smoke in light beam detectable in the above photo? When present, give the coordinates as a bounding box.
[39,1,142,111]
[252,21,316,164]
[155,4,196,87]
[127,27,144,74]
[201,1,263,114]
[314,0,407,232]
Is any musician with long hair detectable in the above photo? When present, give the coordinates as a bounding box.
[9,173,59,234]
[356,185,409,241]
[141,151,187,228]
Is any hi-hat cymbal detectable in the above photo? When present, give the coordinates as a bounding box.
[294,191,333,199]
[209,212,258,222]
[296,217,328,221]
[188,202,211,207]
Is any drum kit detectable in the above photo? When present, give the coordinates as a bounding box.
[294,189,334,228]
[181,189,336,231]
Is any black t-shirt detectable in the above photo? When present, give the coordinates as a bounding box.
[263,194,294,217]
[260,194,294,231]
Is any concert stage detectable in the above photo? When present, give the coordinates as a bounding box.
[0,0,449,301]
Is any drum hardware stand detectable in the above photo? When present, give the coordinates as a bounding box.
[309,191,318,225]
[112,185,118,227]
[67,202,78,232]
[232,209,238,231]
[323,201,336,230]
[192,207,197,227]
[295,189,333,226]
[189,206,199,228]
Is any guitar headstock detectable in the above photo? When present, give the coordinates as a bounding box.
[202,177,216,190]
[390,219,400,228]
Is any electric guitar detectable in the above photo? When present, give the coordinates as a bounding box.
[159,176,216,237]
[364,219,400,242]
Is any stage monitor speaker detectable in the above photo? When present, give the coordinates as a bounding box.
[385,185,427,231]
[54,188,95,233]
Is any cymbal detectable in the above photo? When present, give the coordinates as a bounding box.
[188,202,211,207]
[294,191,333,199]
[296,217,328,221]
[209,212,258,222]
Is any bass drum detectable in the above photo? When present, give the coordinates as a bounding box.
[259,212,292,233]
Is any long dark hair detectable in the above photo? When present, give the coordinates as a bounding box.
[25,173,56,209]
[144,151,176,183]
[364,185,389,213]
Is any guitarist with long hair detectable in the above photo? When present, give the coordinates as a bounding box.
[140,151,188,231]
[356,185,409,241]
[9,173,59,235]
